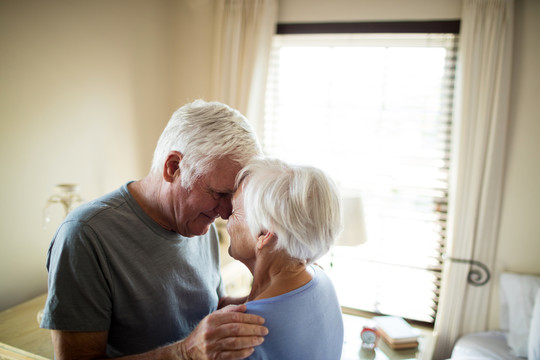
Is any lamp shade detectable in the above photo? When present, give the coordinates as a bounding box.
[335,196,367,246]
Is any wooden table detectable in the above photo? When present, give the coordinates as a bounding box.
[0,294,437,360]
[341,313,436,360]
[0,294,53,359]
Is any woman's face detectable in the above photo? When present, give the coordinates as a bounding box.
[226,185,256,266]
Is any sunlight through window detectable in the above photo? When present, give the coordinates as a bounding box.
[263,34,458,323]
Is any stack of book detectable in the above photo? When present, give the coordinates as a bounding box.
[373,316,419,349]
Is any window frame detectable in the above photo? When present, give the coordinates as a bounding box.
[276,20,460,35]
[264,21,460,327]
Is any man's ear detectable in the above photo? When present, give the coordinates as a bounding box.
[257,231,276,250]
[163,151,183,182]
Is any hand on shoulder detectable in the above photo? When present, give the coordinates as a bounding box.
[180,304,267,360]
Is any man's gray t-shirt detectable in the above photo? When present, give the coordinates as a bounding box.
[41,182,224,357]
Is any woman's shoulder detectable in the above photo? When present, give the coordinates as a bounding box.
[246,264,334,309]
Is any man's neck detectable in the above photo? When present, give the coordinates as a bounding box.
[128,176,173,231]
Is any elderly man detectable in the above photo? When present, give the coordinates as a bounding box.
[41,100,268,359]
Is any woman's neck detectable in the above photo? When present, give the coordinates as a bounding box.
[248,252,312,302]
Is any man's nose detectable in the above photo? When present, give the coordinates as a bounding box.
[216,197,233,220]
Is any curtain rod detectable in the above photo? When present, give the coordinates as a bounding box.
[276,20,461,35]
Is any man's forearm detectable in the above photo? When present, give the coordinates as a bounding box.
[51,330,187,360]
[53,304,265,360]
[113,340,187,360]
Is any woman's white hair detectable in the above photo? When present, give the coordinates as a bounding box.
[237,158,343,264]
[151,99,262,189]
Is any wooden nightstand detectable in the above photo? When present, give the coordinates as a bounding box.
[0,294,53,359]
[342,312,436,360]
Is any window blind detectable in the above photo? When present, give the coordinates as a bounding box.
[262,33,458,324]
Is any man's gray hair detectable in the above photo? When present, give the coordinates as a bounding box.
[237,158,343,264]
[151,99,262,189]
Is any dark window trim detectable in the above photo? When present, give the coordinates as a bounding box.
[276,20,460,35]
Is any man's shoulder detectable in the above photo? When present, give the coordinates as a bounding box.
[66,184,129,223]
[49,185,133,246]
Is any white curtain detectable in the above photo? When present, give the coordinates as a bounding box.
[211,0,278,137]
[433,0,514,359]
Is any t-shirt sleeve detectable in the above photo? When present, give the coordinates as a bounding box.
[41,220,112,331]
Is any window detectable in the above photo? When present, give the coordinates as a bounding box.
[262,29,458,324]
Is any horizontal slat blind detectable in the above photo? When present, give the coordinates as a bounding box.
[262,33,458,324]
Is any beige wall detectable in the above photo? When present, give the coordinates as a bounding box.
[489,0,540,326]
[277,0,461,22]
[497,0,540,276]
[172,0,216,104]
[1,0,539,334]
[0,0,177,310]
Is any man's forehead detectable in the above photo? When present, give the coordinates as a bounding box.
[203,175,235,193]
[204,171,237,194]
[203,157,243,192]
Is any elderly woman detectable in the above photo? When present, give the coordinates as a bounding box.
[226,157,344,359]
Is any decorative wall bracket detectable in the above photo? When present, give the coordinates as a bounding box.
[445,255,491,286]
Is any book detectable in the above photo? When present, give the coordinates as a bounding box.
[380,337,419,350]
[373,316,419,349]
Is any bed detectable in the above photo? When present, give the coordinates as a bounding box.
[450,272,540,360]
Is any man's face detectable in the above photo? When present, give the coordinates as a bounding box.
[170,157,242,237]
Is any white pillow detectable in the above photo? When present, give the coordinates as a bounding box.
[529,289,540,360]
[499,272,540,357]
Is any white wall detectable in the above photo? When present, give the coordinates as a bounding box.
[0,0,176,310]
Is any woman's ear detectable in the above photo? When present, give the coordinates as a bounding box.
[163,151,183,182]
[256,231,276,250]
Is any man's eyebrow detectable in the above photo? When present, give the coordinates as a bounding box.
[211,186,234,194]
[205,179,233,194]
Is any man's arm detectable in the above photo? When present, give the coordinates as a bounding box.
[51,304,267,360]
[51,330,108,360]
